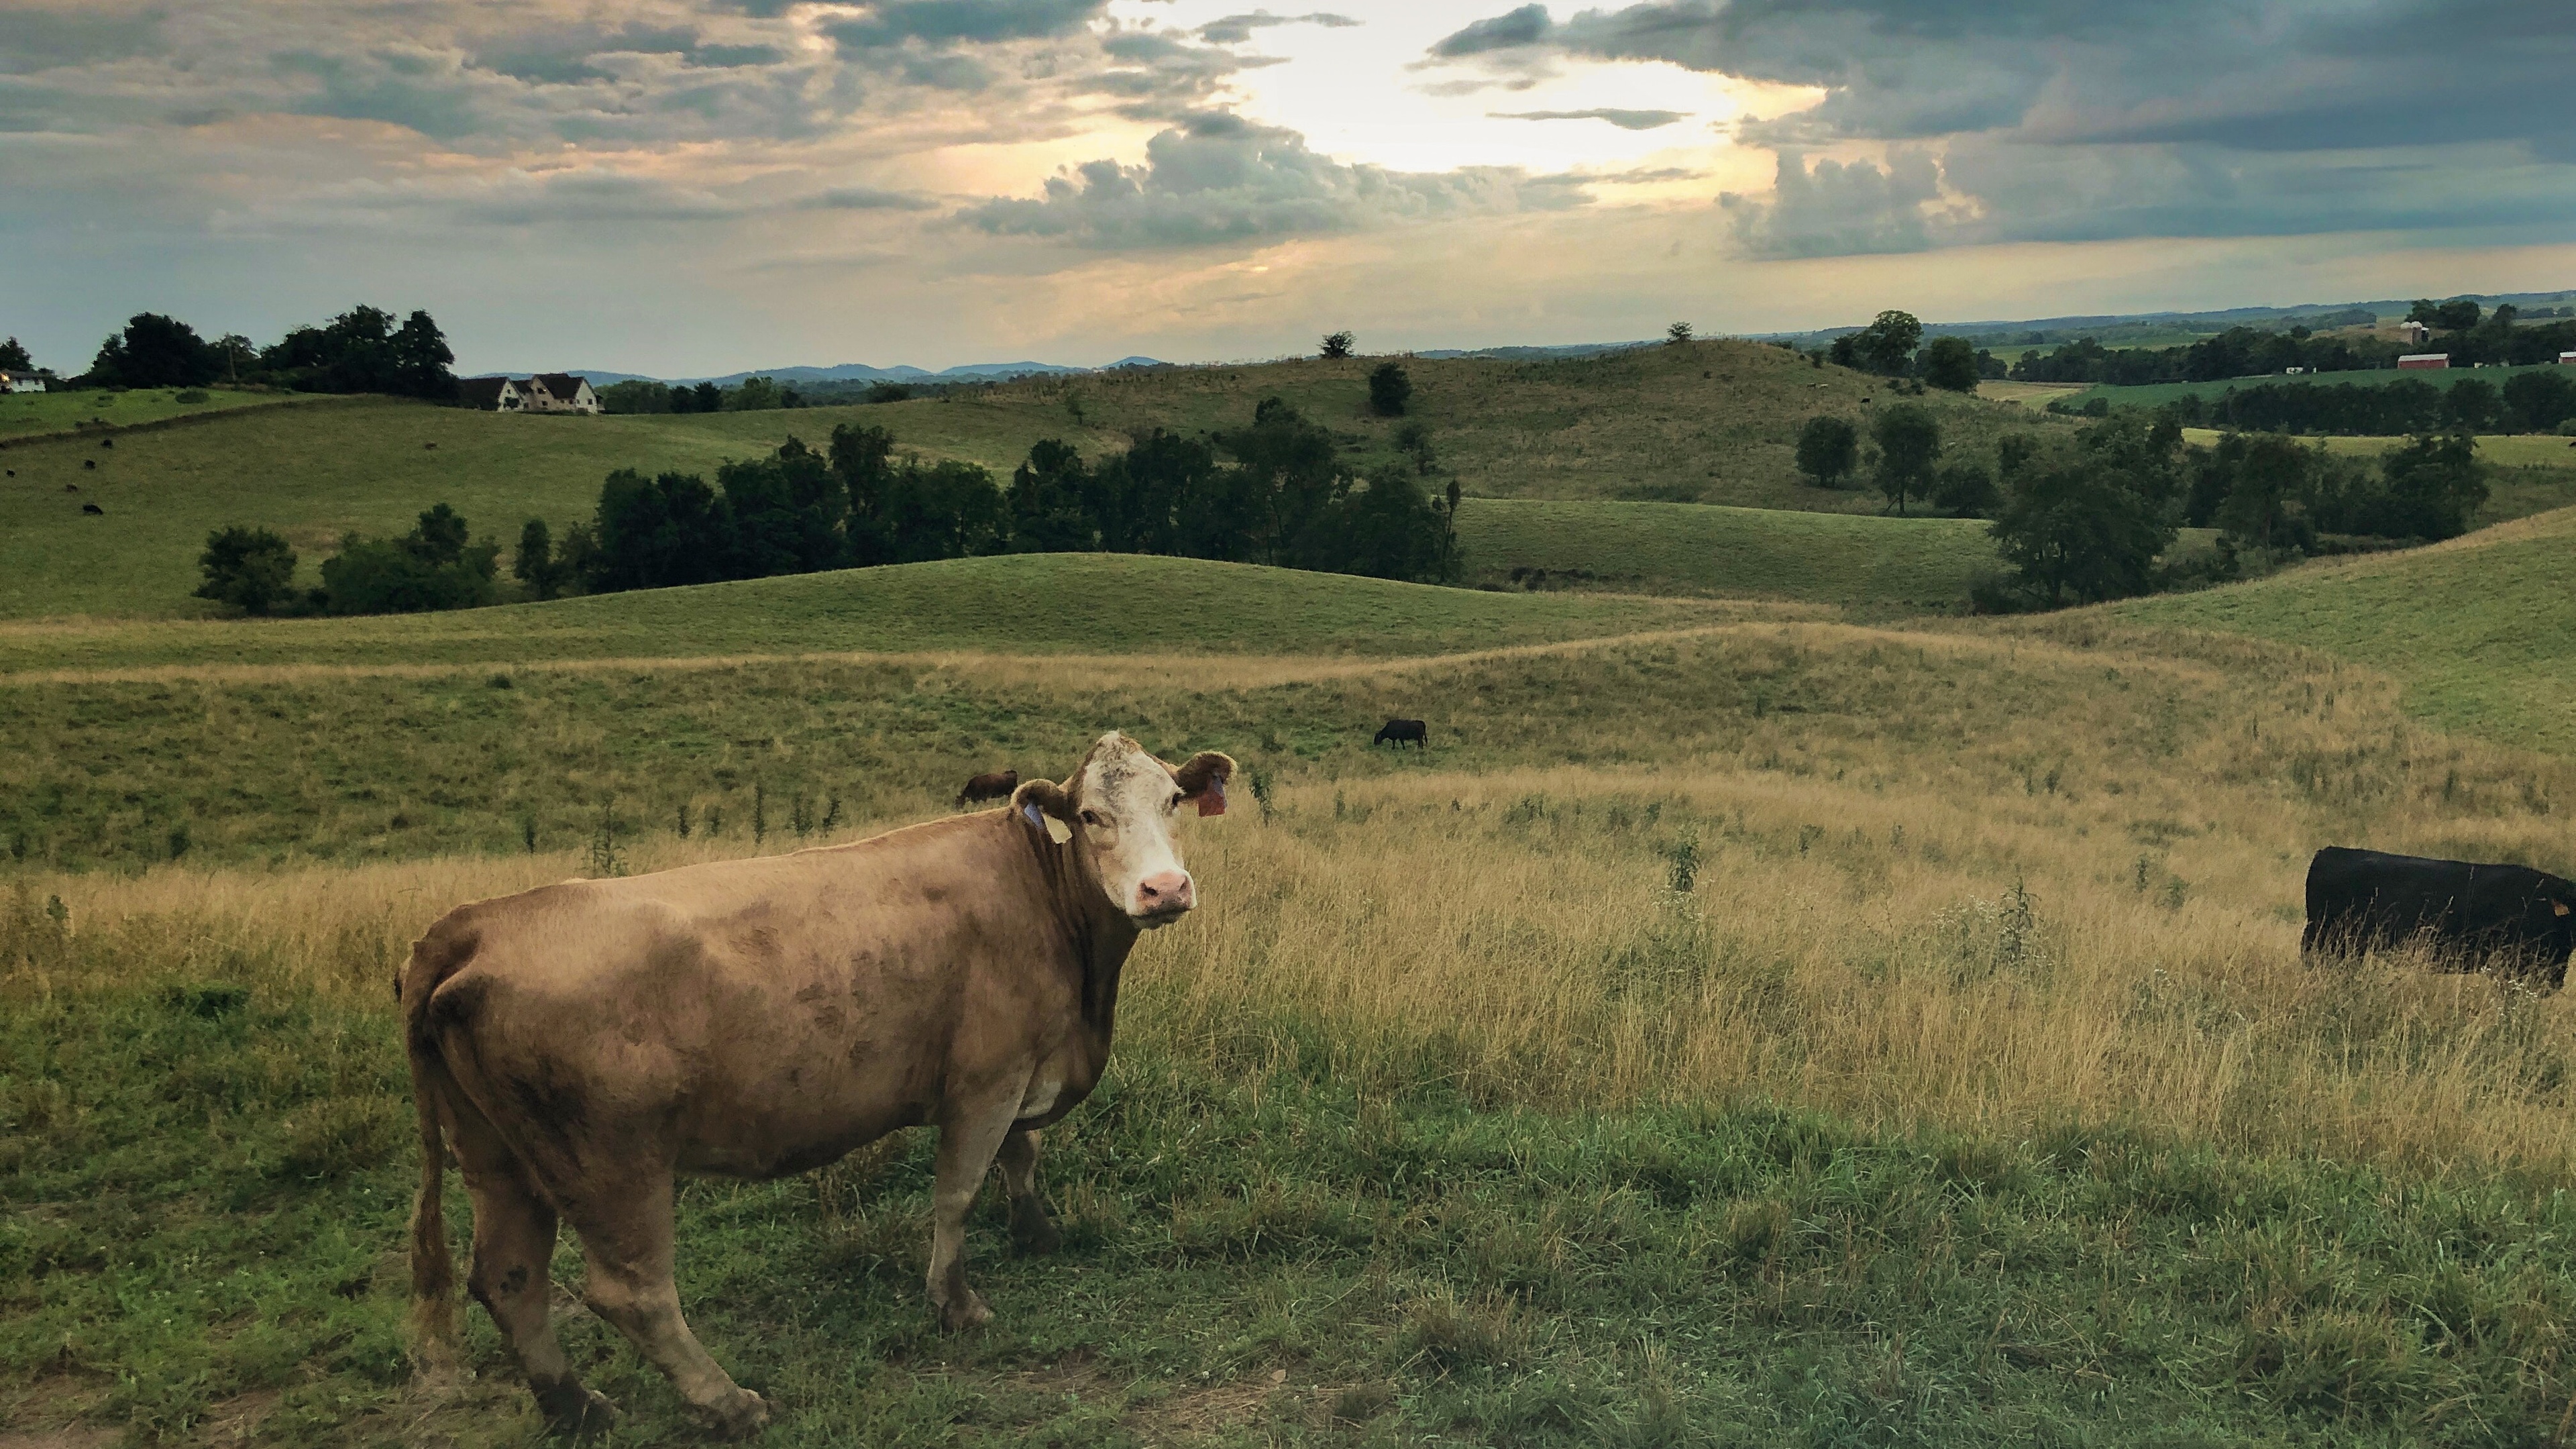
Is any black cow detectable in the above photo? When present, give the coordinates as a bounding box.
[1374,718,1428,749]
[82,503,103,515]
[2303,846,2575,985]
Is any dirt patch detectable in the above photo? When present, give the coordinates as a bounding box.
[0,1427,117,1449]
[193,1387,280,1446]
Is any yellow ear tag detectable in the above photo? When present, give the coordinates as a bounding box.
[1044,814,1072,845]
[2557,900,2571,918]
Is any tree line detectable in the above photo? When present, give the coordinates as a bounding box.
[2009,303,2576,386]
[2149,369,2576,436]
[1788,403,2494,610]
[196,397,1460,616]
[64,309,460,399]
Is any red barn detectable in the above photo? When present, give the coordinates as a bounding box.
[2398,354,2450,370]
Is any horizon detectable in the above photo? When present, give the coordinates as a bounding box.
[7,1,2574,376]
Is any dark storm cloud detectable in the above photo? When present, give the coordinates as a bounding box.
[820,0,1110,52]
[1491,107,1686,129]
[955,109,1589,249]
[1195,11,1361,45]
[1428,0,2576,255]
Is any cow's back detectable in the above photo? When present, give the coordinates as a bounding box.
[412,814,1077,1179]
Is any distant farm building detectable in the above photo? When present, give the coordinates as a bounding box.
[2561,350,2576,366]
[0,370,47,394]
[2397,354,2450,371]
[2399,321,2430,347]
[459,374,600,414]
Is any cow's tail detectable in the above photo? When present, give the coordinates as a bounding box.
[402,926,474,1371]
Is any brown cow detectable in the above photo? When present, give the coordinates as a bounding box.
[955,767,1019,809]
[402,732,1234,1436]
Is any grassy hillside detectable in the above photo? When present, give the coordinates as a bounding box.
[2107,505,2576,753]
[0,553,1738,676]
[1458,497,1994,610]
[0,384,298,441]
[947,341,2071,510]
[2067,362,2569,410]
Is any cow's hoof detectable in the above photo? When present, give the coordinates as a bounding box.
[700,1388,770,1440]
[535,1383,619,1439]
[938,1289,994,1332]
[1010,1203,1063,1255]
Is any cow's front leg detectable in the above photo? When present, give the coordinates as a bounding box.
[997,1128,1061,1254]
[926,1091,1021,1330]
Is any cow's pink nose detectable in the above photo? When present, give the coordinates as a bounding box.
[1136,871,1194,915]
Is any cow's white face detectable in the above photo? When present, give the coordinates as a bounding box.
[1048,733,1233,928]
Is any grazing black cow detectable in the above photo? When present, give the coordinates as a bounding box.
[99,437,113,449]
[1374,718,1428,749]
[82,503,103,515]
[83,459,95,470]
[2303,847,2576,985]
[954,768,1019,808]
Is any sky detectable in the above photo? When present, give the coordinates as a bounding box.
[3,0,2573,376]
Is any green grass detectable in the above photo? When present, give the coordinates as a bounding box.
[2065,363,2571,411]
[0,385,299,441]
[2108,506,2576,754]
[0,553,1731,678]
[1458,498,1996,611]
[15,964,2576,1447]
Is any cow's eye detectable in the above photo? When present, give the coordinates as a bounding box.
[1169,792,1185,811]
[1079,809,1106,828]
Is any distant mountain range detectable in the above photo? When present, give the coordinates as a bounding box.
[521,290,2575,385]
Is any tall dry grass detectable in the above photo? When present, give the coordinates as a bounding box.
[6,620,2571,1179]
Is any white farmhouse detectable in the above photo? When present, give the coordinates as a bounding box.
[0,370,48,394]
[459,374,600,414]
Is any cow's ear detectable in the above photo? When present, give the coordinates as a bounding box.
[1012,779,1074,844]
[1173,751,1236,816]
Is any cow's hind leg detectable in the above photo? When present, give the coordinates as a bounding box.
[928,1094,1022,1330]
[567,1173,769,1440]
[447,1098,615,1436]
[996,1128,1059,1254]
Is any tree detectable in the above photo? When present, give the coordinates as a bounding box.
[1794,415,1860,489]
[2433,299,2481,332]
[725,376,782,412]
[2215,433,2311,549]
[2374,433,2487,540]
[1368,361,1412,417]
[597,380,672,415]
[1931,461,1998,517]
[89,313,221,388]
[1393,420,1436,476]
[2442,377,2500,433]
[1666,321,1693,345]
[1989,442,2176,606]
[515,519,569,600]
[1320,331,1354,360]
[0,337,32,373]
[2502,370,2576,433]
[1870,402,1941,515]
[1831,310,1923,376]
[1007,438,1097,553]
[319,504,500,615]
[195,527,299,614]
[1919,335,1980,392]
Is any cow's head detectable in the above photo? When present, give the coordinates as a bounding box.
[1015,733,1234,928]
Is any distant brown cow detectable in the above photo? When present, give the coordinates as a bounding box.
[955,767,1019,808]
[403,732,1234,1437]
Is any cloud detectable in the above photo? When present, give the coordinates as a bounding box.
[1428,0,2576,254]
[1427,3,1554,58]
[1719,150,1949,259]
[1196,11,1361,46]
[1491,107,1685,130]
[956,110,1589,248]
[802,184,941,211]
[821,0,1110,52]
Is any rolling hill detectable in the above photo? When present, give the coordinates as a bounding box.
[2108,504,2576,754]
[0,366,2033,619]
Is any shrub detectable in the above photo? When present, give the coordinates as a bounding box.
[319,503,499,615]
[1320,331,1354,360]
[1367,361,1412,417]
[1931,460,1998,517]
[195,526,299,614]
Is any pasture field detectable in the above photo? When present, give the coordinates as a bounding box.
[1969,380,2086,410]
[2063,362,2571,411]
[2108,504,2576,755]
[0,346,2071,617]
[11,602,2576,1444]
[1455,498,1994,610]
[0,385,300,441]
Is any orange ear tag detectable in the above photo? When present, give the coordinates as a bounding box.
[1197,777,1227,817]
